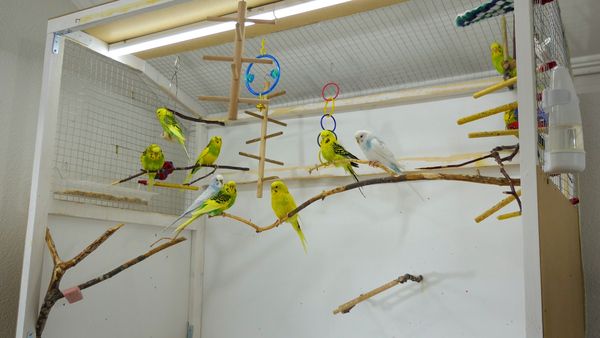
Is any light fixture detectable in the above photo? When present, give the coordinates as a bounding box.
[108,0,351,56]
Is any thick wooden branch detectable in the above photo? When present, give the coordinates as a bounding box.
[36,226,186,338]
[215,173,520,233]
[333,274,423,314]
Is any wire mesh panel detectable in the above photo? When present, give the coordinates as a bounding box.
[53,40,198,215]
[533,0,578,202]
[148,0,514,114]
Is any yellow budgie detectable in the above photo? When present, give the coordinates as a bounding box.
[319,130,365,197]
[490,42,517,79]
[156,107,190,159]
[184,136,222,184]
[140,144,165,190]
[271,180,307,253]
[172,181,237,239]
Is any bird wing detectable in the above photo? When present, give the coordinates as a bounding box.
[163,114,185,141]
[332,142,360,167]
[370,137,404,172]
[191,146,211,174]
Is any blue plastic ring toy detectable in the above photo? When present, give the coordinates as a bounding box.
[245,54,281,96]
[320,114,337,132]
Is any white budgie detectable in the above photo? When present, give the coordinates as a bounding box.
[355,130,425,202]
[164,174,224,231]
[355,130,404,173]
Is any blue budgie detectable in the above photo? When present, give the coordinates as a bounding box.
[354,130,405,173]
[164,174,224,231]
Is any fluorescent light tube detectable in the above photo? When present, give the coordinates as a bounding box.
[108,0,351,56]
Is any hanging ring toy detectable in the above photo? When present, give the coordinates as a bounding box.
[321,82,340,101]
[245,54,281,97]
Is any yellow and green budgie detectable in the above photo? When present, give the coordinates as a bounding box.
[140,144,165,190]
[271,180,308,253]
[156,107,190,159]
[184,136,222,184]
[490,42,517,79]
[319,130,365,197]
[172,181,237,239]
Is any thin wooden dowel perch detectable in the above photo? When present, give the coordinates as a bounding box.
[199,95,269,105]
[472,77,517,99]
[475,189,522,223]
[170,109,225,126]
[239,152,285,166]
[333,274,423,314]
[244,110,287,126]
[36,225,185,338]
[246,131,283,144]
[266,90,286,99]
[469,130,519,138]
[206,16,276,24]
[203,55,273,64]
[144,181,199,190]
[457,101,518,125]
[497,211,522,220]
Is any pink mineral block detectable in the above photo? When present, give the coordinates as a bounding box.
[62,286,83,304]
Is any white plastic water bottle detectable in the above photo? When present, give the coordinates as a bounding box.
[541,66,586,173]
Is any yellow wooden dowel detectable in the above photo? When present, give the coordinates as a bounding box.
[151,182,199,191]
[469,130,519,138]
[475,190,522,223]
[473,77,517,98]
[497,211,522,220]
[457,101,518,125]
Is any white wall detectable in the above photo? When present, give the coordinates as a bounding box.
[204,92,526,338]
[0,1,75,337]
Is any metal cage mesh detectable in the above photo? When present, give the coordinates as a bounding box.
[53,40,198,215]
[533,0,578,202]
[148,0,514,115]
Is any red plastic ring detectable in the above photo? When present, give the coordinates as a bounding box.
[321,82,340,102]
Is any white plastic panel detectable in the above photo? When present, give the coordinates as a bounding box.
[202,92,525,338]
[39,215,193,338]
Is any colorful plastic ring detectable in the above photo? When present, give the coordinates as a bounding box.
[245,54,281,96]
[321,82,340,101]
[320,114,337,132]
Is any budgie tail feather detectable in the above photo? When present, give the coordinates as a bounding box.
[291,219,308,253]
[347,165,366,198]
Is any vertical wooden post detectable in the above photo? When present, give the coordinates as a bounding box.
[502,15,509,61]
[256,106,269,198]
[228,0,247,120]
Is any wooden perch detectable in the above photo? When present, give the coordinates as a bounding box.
[112,163,249,185]
[246,131,283,144]
[199,95,269,105]
[244,110,287,126]
[469,130,519,138]
[36,226,185,338]
[170,109,225,126]
[239,152,284,166]
[139,181,199,191]
[215,171,520,233]
[472,77,517,99]
[206,16,276,25]
[203,55,273,64]
[475,189,522,223]
[333,274,423,314]
[497,211,522,220]
[457,101,518,125]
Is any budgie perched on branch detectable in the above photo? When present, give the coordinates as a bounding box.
[319,130,365,197]
[271,180,307,253]
[165,175,224,232]
[184,136,222,184]
[172,181,237,238]
[355,130,404,174]
[140,144,165,190]
[490,42,517,79]
[156,107,190,159]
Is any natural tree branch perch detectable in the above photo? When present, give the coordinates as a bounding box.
[112,163,250,185]
[333,274,423,314]
[214,173,520,233]
[170,108,225,126]
[36,226,186,338]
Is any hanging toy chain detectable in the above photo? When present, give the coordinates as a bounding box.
[246,38,281,111]
[317,82,340,148]
[260,38,267,56]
